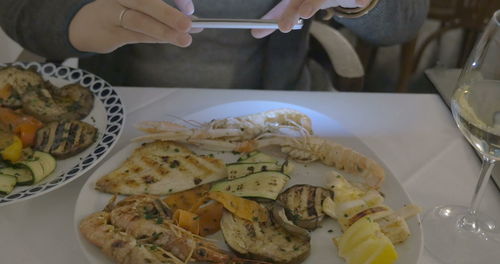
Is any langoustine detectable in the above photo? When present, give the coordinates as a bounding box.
[133,109,385,188]
[80,194,270,264]
[134,108,313,142]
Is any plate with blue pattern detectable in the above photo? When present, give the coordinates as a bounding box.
[0,62,125,206]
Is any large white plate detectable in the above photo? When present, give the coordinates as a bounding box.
[74,101,422,264]
[0,62,124,206]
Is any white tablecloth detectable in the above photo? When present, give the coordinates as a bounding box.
[1,88,499,264]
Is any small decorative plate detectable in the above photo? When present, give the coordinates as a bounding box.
[0,62,125,206]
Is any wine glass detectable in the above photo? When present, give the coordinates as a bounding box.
[423,10,500,264]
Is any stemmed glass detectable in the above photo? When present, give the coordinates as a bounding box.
[423,10,500,264]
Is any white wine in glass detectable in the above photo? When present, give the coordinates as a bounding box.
[423,10,500,264]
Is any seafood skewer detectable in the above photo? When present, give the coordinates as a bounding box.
[80,195,270,264]
[134,108,313,142]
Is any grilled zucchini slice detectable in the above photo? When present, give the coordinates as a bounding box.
[0,167,33,185]
[18,151,56,183]
[0,174,17,195]
[226,162,282,179]
[238,151,278,163]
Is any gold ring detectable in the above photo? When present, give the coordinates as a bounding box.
[118,8,130,27]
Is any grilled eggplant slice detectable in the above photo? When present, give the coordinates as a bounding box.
[271,202,310,239]
[34,120,97,159]
[0,67,43,108]
[54,83,94,120]
[221,210,310,264]
[22,83,94,122]
[277,185,334,230]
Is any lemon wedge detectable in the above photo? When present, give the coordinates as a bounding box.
[336,218,398,264]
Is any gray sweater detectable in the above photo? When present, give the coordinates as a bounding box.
[0,0,428,90]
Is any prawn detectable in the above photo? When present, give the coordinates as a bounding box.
[80,195,270,264]
[134,108,312,142]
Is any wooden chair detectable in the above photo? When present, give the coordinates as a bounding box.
[396,0,500,92]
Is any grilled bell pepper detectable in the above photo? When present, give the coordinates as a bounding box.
[0,107,43,147]
[1,135,23,162]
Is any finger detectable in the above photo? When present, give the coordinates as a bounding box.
[174,0,195,15]
[337,0,365,8]
[299,0,334,18]
[279,0,304,33]
[189,15,204,34]
[251,0,290,39]
[356,0,371,7]
[117,28,161,44]
[118,0,191,33]
[189,27,203,33]
[121,9,192,47]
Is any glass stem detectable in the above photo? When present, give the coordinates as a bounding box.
[459,157,496,232]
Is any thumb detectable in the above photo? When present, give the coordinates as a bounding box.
[251,0,291,39]
[174,0,195,15]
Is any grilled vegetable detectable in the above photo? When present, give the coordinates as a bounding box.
[271,202,310,239]
[0,107,43,147]
[173,209,201,235]
[163,184,211,211]
[22,83,94,122]
[18,151,56,183]
[208,191,268,222]
[238,151,278,163]
[0,166,33,185]
[54,83,94,119]
[0,173,17,195]
[0,133,22,162]
[226,162,282,179]
[197,201,224,236]
[277,184,334,230]
[34,120,97,159]
[210,171,289,200]
[221,210,310,264]
[0,66,43,108]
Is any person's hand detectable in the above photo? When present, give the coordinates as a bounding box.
[251,0,371,39]
[69,0,197,53]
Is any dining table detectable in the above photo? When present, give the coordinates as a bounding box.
[1,87,499,264]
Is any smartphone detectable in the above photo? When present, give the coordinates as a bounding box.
[191,18,303,30]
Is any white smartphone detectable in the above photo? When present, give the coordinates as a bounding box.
[191,18,303,30]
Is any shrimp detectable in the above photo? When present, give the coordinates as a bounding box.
[79,211,182,264]
[134,108,312,142]
[80,195,270,264]
[133,109,383,188]
[250,135,386,188]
